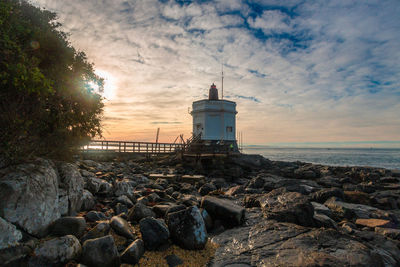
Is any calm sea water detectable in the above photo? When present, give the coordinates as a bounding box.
[242,147,400,170]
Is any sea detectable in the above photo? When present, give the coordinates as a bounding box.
[242,146,400,170]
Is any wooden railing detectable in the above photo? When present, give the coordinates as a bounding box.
[81,140,185,154]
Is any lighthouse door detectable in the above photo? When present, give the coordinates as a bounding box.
[206,114,220,140]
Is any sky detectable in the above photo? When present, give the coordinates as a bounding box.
[31,0,400,147]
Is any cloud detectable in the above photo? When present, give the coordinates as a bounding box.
[31,0,400,144]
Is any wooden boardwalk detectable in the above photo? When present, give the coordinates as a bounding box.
[81,140,185,154]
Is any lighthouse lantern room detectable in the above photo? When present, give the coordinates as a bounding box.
[190,83,238,152]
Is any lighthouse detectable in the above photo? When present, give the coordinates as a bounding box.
[190,83,238,152]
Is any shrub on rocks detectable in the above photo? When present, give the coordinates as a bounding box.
[139,217,170,250]
[81,235,120,267]
[201,196,245,227]
[120,239,145,264]
[166,206,208,250]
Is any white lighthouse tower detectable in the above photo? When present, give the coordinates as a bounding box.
[190,83,238,152]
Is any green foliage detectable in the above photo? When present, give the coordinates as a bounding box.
[0,0,104,163]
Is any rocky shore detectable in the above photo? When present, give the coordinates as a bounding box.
[1,154,400,266]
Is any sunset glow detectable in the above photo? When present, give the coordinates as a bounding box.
[32,0,400,146]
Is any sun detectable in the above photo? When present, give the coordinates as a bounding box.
[92,69,117,100]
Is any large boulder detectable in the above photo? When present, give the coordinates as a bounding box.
[200,196,245,227]
[0,158,60,237]
[259,188,315,227]
[139,217,169,250]
[166,206,207,250]
[0,217,22,249]
[120,239,145,264]
[57,162,84,215]
[81,235,120,267]
[210,220,396,266]
[33,235,81,265]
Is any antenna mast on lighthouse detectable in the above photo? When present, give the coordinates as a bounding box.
[221,63,224,99]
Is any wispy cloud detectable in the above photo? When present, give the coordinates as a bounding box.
[32,0,400,144]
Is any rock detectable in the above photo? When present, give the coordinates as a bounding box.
[139,217,169,250]
[120,239,145,264]
[324,197,393,221]
[311,202,332,217]
[154,178,169,189]
[114,195,134,208]
[166,206,207,250]
[375,227,400,240]
[313,213,337,229]
[210,220,391,266]
[311,187,344,203]
[317,176,342,187]
[110,216,135,240]
[247,176,265,189]
[81,190,96,211]
[114,179,136,199]
[198,183,217,196]
[33,235,81,264]
[165,254,184,267]
[166,204,187,215]
[391,169,400,177]
[200,208,213,231]
[259,188,315,227]
[225,185,245,196]
[344,191,371,205]
[200,196,245,227]
[128,203,156,222]
[81,235,120,267]
[115,203,128,215]
[50,216,86,238]
[86,177,112,195]
[85,211,108,222]
[0,158,60,237]
[153,204,173,218]
[0,243,33,266]
[81,222,110,243]
[179,194,199,207]
[355,218,395,228]
[57,162,84,215]
[0,217,22,249]
[58,188,69,216]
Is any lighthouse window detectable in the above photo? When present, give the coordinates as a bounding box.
[196,124,202,130]
[226,126,233,132]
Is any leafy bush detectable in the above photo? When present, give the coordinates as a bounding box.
[0,0,104,163]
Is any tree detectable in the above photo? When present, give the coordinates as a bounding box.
[0,0,104,163]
